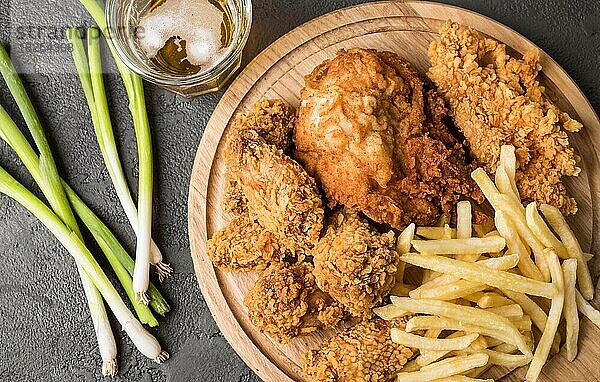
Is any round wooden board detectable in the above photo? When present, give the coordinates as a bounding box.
[188,2,600,381]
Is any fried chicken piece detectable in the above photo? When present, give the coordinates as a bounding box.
[244,262,346,343]
[206,214,285,272]
[225,129,324,253]
[312,209,399,318]
[302,318,413,382]
[222,99,296,216]
[294,48,482,228]
[428,21,581,214]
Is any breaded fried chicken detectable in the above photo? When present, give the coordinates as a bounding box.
[302,318,413,382]
[208,99,322,271]
[294,48,482,228]
[312,209,399,317]
[206,214,284,272]
[428,21,581,214]
[244,262,346,343]
[225,129,324,253]
[222,99,296,215]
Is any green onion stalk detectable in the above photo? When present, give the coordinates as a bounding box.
[0,164,168,363]
[79,0,164,302]
[73,26,171,281]
[66,28,170,313]
[0,44,117,376]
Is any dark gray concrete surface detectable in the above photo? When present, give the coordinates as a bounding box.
[0,0,598,381]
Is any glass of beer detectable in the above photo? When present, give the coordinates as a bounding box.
[106,0,252,97]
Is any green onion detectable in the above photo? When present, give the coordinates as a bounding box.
[0,44,118,376]
[0,165,168,363]
[79,0,162,300]
[82,27,171,280]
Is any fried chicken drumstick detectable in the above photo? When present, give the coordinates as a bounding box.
[294,48,483,228]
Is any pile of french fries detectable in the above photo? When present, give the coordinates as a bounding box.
[375,145,600,382]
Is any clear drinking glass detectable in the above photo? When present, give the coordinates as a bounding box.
[105,0,252,97]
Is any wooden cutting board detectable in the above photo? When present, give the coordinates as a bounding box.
[187,2,600,381]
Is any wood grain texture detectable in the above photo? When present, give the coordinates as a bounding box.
[187,2,600,381]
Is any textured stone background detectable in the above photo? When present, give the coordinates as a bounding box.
[0,0,598,381]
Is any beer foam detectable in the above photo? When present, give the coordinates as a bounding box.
[138,0,224,67]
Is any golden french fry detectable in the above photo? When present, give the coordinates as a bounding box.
[406,315,526,349]
[372,304,409,320]
[540,203,594,300]
[401,253,556,298]
[396,354,489,382]
[526,250,564,382]
[396,223,415,284]
[412,237,506,255]
[412,280,488,301]
[397,223,415,254]
[457,201,472,239]
[562,258,579,361]
[576,289,600,328]
[495,210,544,281]
[456,201,480,262]
[482,349,530,368]
[488,193,551,282]
[583,252,594,262]
[495,165,524,212]
[485,304,524,317]
[393,297,531,357]
[391,329,479,351]
[477,292,513,308]
[525,202,568,259]
[471,168,501,208]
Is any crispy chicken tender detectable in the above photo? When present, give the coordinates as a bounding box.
[302,318,413,382]
[294,48,482,228]
[428,21,581,214]
[225,129,324,253]
[244,262,346,343]
[206,215,284,272]
[312,209,399,318]
[222,99,296,216]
